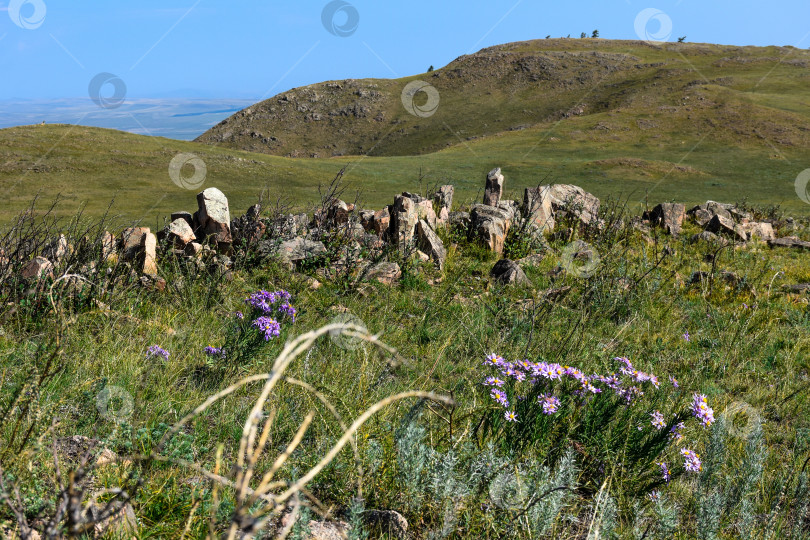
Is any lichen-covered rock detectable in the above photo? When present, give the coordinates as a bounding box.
[390,195,419,245]
[523,186,555,233]
[196,187,232,249]
[470,204,512,254]
[547,184,600,225]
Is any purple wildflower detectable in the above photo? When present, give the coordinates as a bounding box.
[504,410,518,422]
[539,394,561,415]
[484,376,505,387]
[669,421,685,442]
[651,410,666,430]
[669,376,679,388]
[490,388,509,408]
[691,393,715,427]
[252,316,281,341]
[245,290,292,314]
[204,346,226,358]
[484,353,505,367]
[681,448,702,472]
[277,302,297,322]
[658,462,671,482]
[235,311,244,320]
[683,331,690,342]
[146,345,169,361]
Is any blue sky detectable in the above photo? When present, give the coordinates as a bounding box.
[1,0,808,101]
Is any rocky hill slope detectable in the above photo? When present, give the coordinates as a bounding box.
[196,39,810,158]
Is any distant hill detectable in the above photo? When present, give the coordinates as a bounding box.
[195,39,810,158]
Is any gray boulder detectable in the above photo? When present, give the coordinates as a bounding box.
[490,259,530,286]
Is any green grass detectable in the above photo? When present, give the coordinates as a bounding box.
[4,210,810,537]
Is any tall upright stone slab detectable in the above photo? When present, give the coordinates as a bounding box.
[483,168,505,207]
[196,187,232,251]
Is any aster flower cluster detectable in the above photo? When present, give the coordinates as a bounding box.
[146,345,169,361]
[681,448,702,472]
[691,393,715,427]
[204,346,226,359]
[252,316,282,341]
[246,290,296,321]
[245,289,296,340]
[481,352,716,486]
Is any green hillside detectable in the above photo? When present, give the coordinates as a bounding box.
[2,39,809,225]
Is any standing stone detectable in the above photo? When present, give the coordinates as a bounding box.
[416,219,447,270]
[196,187,232,250]
[390,195,419,245]
[434,185,455,224]
[141,232,158,276]
[490,259,530,286]
[470,204,512,254]
[650,203,686,235]
[120,227,151,262]
[42,234,70,263]
[326,199,350,226]
[523,186,556,233]
[415,199,437,229]
[483,168,505,207]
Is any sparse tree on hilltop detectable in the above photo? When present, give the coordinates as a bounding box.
[427,65,434,72]
[678,36,686,43]
[592,29,599,38]
[580,32,587,38]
